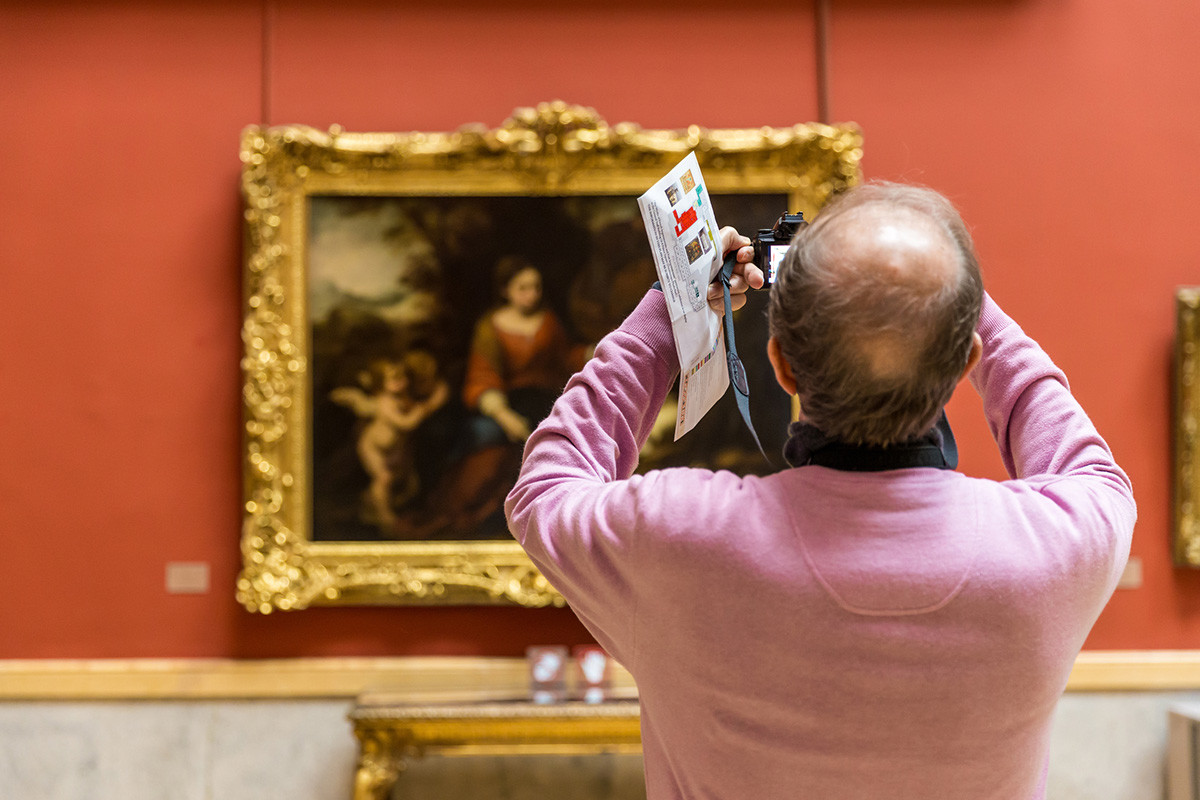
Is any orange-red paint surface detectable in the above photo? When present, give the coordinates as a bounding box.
[1,0,1197,657]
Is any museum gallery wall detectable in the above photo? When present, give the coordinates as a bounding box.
[2,0,1199,659]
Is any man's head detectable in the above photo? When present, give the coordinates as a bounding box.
[766,182,984,446]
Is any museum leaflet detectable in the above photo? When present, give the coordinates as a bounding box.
[637,152,730,440]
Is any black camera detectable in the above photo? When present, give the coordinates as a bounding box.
[753,212,807,284]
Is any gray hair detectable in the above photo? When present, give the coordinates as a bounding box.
[767,182,983,446]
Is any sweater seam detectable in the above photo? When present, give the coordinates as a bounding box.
[786,475,982,617]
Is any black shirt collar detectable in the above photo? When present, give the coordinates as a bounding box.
[783,411,958,472]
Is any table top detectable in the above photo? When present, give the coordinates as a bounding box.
[351,686,640,722]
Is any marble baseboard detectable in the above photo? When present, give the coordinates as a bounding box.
[1048,692,1193,800]
[0,701,357,800]
[1,692,1197,800]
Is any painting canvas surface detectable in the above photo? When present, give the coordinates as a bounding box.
[308,193,791,542]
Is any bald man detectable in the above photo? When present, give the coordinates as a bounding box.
[506,182,1134,800]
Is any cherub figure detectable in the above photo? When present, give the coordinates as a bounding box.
[331,351,447,528]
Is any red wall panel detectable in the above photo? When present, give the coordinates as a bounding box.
[1,0,1197,658]
[266,0,819,131]
[0,1,261,657]
[830,0,1200,648]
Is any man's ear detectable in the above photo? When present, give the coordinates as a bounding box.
[960,332,983,383]
[767,336,798,396]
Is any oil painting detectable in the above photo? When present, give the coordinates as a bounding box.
[238,102,862,609]
[309,193,791,543]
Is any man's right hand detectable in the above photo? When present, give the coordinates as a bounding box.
[707,226,763,314]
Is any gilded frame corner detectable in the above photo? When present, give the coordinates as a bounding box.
[237,101,862,611]
[1176,288,1200,566]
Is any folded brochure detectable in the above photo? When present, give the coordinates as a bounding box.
[637,152,728,440]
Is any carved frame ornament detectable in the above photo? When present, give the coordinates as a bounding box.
[1176,288,1200,566]
[238,101,862,611]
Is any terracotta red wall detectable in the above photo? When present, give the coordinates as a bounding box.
[1,0,1196,658]
[830,0,1200,649]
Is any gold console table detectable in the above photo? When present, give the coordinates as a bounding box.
[350,689,642,800]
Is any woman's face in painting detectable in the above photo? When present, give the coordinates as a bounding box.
[505,267,543,315]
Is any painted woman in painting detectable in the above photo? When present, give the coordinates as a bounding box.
[398,256,587,539]
[462,256,582,444]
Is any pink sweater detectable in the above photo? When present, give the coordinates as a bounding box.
[506,290,1135,800]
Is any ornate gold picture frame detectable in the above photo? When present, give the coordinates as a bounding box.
[238,102,862,611]
[1176,288,1200,566]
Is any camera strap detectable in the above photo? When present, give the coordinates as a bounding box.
[718,252,767,459]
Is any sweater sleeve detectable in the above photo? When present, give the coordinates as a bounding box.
[504,290,679,666]
[969,292,1136,591]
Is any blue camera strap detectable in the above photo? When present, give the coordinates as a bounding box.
[718,252,767,459]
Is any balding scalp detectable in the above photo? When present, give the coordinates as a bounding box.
[767,183,984,446]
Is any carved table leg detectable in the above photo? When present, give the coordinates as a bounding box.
[353,731,406,800]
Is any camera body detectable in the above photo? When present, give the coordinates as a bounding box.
[753,212,807,284]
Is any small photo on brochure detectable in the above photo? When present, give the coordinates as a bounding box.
[699,225,713,253]
[680,170,696,193]
[664,183,682,206]
[685,236,704,263]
